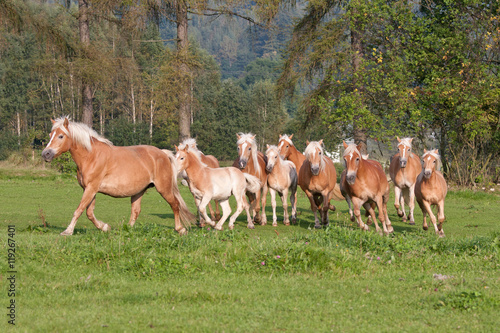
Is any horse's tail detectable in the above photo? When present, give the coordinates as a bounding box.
[244,173,261,193]
[331,183,345,201]
[162,149,196,227]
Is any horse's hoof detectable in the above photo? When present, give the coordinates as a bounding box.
[387,226,394,233]
[102,224,110,232]
[284,222,290,226]
[178,228,188,236]
[215,226,223,231]
[363,225,369,231]
[350,216,355,222]
[438,231,445,237]
[291,218,297,225]
[397,211,404,218]
[323,223,330,228]
[423,225,428,231]
[60,230,73,236]
[228,225,234,230]
[409,221,415,225]
[272,222,278,227]
[247,224,255,229]
[314,224,322,229]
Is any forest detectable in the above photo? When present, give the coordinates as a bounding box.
[0,0,499,185]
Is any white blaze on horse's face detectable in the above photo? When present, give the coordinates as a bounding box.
[344,151,360,185]
[237,141,251,169]
[423,154,437,179]
[266,149,279,173]
[278,139,289,159]
[309,147,322,176]
[41,128,71,162]
[398,142,411,168]
[175,150,189,172]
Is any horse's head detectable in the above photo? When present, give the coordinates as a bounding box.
[278,134,294,159]
[342,140,363,185]
[236,133,256,169]
[422,149,440,179]
[396,137,414,168]
[304,140,324,176]
[265,145,281,173]
[175,145,191,172]
[42,118,72,162]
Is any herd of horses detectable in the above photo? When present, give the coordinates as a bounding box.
[41,117,448,238]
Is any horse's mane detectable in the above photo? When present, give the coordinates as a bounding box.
[237,132,261,176]
[342,142,360,157]
[279,134,294,146]
[266,145,284,162]
[179,138,203,161]
[422,150,441,170]
[52,117,113,151]
[398,137,413,148]
[304,141,327,171]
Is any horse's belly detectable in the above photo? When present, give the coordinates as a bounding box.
[99,177,152,198]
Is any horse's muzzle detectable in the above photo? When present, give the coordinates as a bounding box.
[238,159,247,169]
[346,173,356,185]
[311,165,320,176]
[400,159,407,168]
[424,170,432,179]
[266,164,274,173]
[42,149,55,162]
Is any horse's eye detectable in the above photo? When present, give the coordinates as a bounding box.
[181,157,184,161]
[433,160,436,163]
[356,157,360,162]
[407,148,410,152]
[58,135,64,139]
[237,147,240,151]
[319,152,322,155]
[248,147,251,151]
[286,145,289,148]
[275,156,278,159]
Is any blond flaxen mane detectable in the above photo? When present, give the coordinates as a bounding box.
[52,117,112,151]
[237,132,261,177]
[304,141,327,171]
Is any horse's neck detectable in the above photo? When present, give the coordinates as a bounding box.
[184,155,206,182]
[288,146,305,167]
[69,142,96,168]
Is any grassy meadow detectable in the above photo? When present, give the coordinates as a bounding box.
[0,165,499,332]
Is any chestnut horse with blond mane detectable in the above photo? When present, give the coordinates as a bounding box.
[233,133,268,225]
[415,149,448,237]
[41,117,195,235]
[176,145,261,230]
[178,138,221,223]
[341,141,393,235]
[265,145,298,226]
[389,137,422,225]
[299,140,338,228]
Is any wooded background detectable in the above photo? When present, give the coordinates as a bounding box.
[0,0,499,185]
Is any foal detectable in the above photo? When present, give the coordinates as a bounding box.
[176,145,261,230]
[265,145,298,226]
[177,138,221,222]
[415,149,448,237]
[389,137,422,224]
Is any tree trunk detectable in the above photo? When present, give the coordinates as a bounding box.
[79,0,93,128]
[177,0,190,142]
[351,21,367,155]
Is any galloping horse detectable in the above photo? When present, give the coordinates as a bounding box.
[175,145,261,230]
[278,134,343,207]
[233,133,268,225]
[415,149,447,237]
[299,140,338,228]
[265,145,298,226]
[341,141,393,235]
[41,117,195,235]
[177,138,221,222]
[389,137,422,224]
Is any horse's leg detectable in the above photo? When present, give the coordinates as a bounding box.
[198,196,216,229]
[260,182,268,225]
[86,195,110,232]
[400,188,407,223]
[156,184,187,235]
[321,192,330,227]
[422,200,439,235]
[306,190,321,228]
[61,187,99,236]
[346,194,355,222]
[289,186,297,225]
[394,186,404,219]
[437,200,445,237]
[313,194,324,226]
[352,197,369,231]
[129,190,146,227]
[207,201,216,221]
[408,184,417,225]
[375,196,389,236]
[246,191,257,222]
[363,202,379,234]
[215,199,232,230]
[215,200,221,221]
[269,188,278,227]
[280,190,290,226]
[383,192,393,234]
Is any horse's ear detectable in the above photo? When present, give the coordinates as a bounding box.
[251,134,256,140]
[63,117,69,129]
[51,119,55,124]
[306,140,310,146]
[397,136,401,142]
[433,149,439,154]
[175,145,179,152]
[319,139,323,145]
[279,134,282,139]
[236,133,241,140]
[356,144,363,152]
[424,149,428,154]
[343,140,348,149]
[266,144,270,149]
[409,138,413,144]
[289,134,293,140]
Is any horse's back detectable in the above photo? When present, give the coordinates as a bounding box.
[202,154,219,168]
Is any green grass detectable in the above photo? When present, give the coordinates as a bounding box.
[1,166,499,332]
